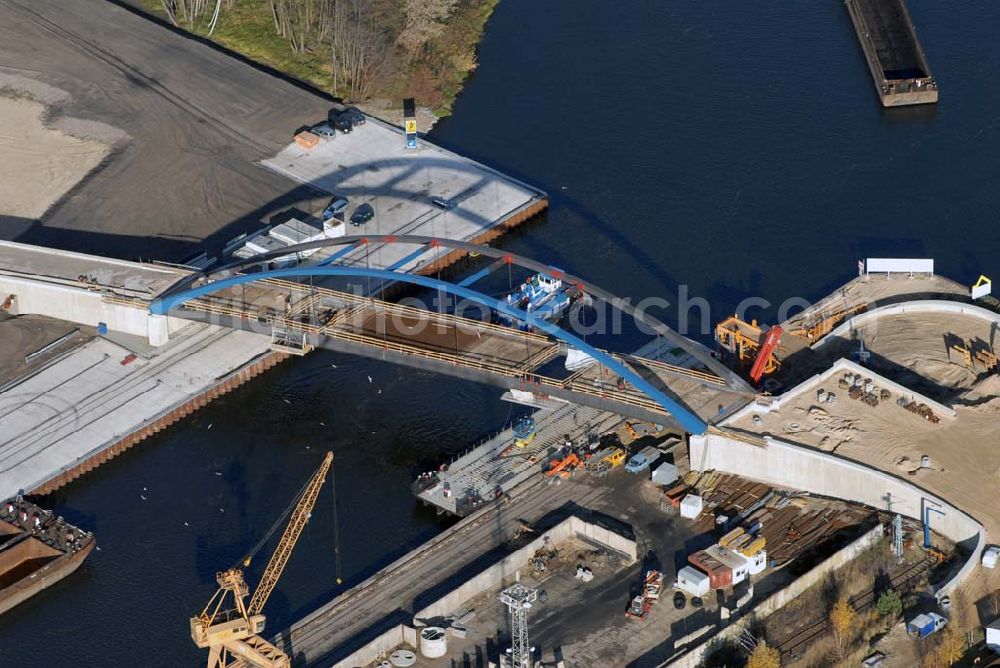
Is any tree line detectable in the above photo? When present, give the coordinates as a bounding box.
[158,0,465,102]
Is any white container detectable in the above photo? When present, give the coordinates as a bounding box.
[675,565,710,596]
[420,627,448,659]
[982,545,1000,569]
[679,494,704,519]
[651,462,678,486]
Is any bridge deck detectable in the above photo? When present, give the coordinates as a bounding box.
[172,276,749,425]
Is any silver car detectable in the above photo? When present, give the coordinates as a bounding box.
[311,123,337,140]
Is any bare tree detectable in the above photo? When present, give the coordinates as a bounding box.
[270,0,332,53]
[330,0,387,100]
[397,0,458,54]
[159,0,215,29]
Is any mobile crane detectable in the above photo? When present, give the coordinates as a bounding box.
[190,452,334,668]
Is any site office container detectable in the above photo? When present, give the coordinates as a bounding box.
[688,549,732,589]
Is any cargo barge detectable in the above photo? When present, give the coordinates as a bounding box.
[0,497,95,615]
[845,0,938,106]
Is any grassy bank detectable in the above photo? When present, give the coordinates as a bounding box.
[137,0,498,118]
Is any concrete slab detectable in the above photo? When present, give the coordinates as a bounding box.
[0,240,191,298]
[260,117,546,273]
[0,324,271,498]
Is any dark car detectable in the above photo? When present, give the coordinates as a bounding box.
[350,203,375,226]
[341,107,366,126]
[430,196,454,210]
[332,115,353,134]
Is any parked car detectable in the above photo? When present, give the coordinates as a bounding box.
[332,115,353,133]
[350,203,375,226]
[430,196,454,210]
[341,107,366,126]
[322,197,349,221]
[311,123,337,140]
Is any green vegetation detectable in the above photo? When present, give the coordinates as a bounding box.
[875,588,902,618]
[144,0,499,117]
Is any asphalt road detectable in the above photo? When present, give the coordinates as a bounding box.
[0,0,333,261]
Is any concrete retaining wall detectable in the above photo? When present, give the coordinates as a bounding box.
[818,300,1000,350]
[753,523,884,618]
[0,274,185,345]
[413,515,637,622]
[689,431,985,597]
[327,625,419,668]
[733,357,956,419]
[665,524,885,668]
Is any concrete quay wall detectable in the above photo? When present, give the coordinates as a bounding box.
[30,350,287,495]
[689,431,985,597]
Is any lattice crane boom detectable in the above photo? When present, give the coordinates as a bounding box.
[248,451,333,616]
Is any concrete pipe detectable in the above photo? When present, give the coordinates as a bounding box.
[419,626,448,659]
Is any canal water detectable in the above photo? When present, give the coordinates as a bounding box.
[5,1,1000,665]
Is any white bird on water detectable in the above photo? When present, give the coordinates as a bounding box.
[367,375,373,383]
[283,398,291,405]
[140,495,147,501]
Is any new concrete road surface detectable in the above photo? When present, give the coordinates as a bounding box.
[0,324,271,498]
[0,0,331,259]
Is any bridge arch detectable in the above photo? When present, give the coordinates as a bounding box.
[151,265,711,434]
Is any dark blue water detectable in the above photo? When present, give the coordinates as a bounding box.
[4,1,1000,666]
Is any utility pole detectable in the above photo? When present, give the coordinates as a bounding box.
[499,573,537,668]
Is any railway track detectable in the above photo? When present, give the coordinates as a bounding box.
[775,556,935,659]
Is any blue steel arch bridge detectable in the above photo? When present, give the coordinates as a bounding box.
[149,235,753,435]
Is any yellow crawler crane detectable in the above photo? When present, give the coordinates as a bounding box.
[191,452,334,668]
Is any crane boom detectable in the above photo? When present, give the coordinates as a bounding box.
[247,451,333,616]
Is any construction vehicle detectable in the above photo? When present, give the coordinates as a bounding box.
[715,316,782,383]
[626,570,663,620]
[512,416,537,448]
[544,452,582,479]
[715,316,765,362]
[190,452,334,668]
[749,325,782,383]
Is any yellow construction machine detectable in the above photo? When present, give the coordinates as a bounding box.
[190,451,334,668]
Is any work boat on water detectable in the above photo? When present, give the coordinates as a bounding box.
[498,273,589,330]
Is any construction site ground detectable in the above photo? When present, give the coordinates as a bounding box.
[0,313,93,387]
[310,466,877,668]
[0,0,541,265]
[759,535,944,666]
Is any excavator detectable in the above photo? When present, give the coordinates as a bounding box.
[190,451,335,668]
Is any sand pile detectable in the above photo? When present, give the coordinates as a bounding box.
[0,95,111,219]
